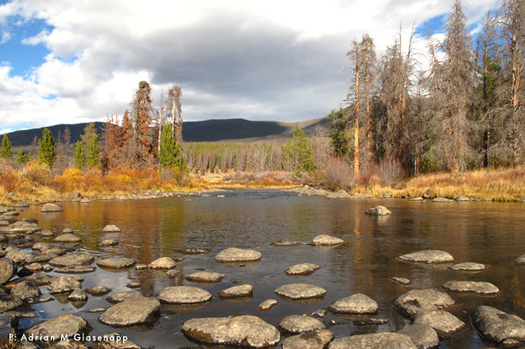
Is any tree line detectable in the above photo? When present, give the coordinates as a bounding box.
[333,0,524,176]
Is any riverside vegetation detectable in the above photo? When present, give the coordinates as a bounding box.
[2,0,525,204]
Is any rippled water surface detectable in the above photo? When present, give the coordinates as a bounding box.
[9,190,525,348]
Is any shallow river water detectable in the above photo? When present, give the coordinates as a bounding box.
[7,189,525,348]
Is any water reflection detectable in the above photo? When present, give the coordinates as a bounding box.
[11,190,525,348]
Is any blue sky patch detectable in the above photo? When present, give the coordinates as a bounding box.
[415,13,447,38]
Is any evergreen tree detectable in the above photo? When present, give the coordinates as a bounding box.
[328,106,350,158]
[37,128,56,167]
[86,133,100,168]
[283,125,317,174]
[16,146,28,164]
[158,124,185,169]
[74,140,85,169]
[0,133,12,159]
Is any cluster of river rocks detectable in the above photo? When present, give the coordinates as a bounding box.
[2,202,525,348]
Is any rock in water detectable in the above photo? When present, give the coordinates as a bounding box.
[102,224,121,232]
[329,332,416,349]
[0,258,16,284]
[397,250,454,263]
[185,272,225,283]
[49,254,94,267]
[282,329,334,349]
[214,248,263,262]
[99,298,160,326]
[413,310,466,337]
[329,293,379,314]
[395,289,455,317]
[285,263,320,276]
[52,233,82,243]
[218,284,253,298]
[41,203,63,212]
[311,235,344,246]
[472,305,525,347]
[97,257,136,269]
[448,262,487,271]
[25,314,91,339]
[397,324,439,349]
[442,281,499,295]
[279,315,326,334]
[48,275,82,294]
[275,283,327,300]
[0,294,23,312]
[158,286,212,304]
[182,315,281,348]
[365,206,392,215]
[148,257,177,269]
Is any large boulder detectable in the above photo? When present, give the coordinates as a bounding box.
[395,289,455,317]
[99,297,160,326]
[218,284,253,299]
[158,286,212,304]
[25,314,91,339]
[472,305,525,347]
[185,272,225,283]
[11,280,40,299]
[329,293,378,314]
[214,248,263,262]
[397,250,454,264]
[328,332,416,349]
[275,283,327,300]
[279,315,326,334]
[442,281,499,295]
[182,315,281,348]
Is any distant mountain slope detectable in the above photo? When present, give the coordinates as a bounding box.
[4,117,331,147]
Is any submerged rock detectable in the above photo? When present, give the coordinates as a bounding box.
[11,280,40,299]
[413,310,466,337]
[99,239,119,247]
[275,283,327,300]
[398,324,440,349]
[272,239,306,247]
[214,248,263,262]
[329,332,416,349]
[85,285,111,296]
[448,262,487,271]
[158,286,212,304]
[397,250,454,264]
[0,294,23,312]
[182,315,281,348]
[442,281,499,294]
[311,235,344,246]
[102,225,121,232]
[285,263,320,276]
[48,275,82,294]
[55,266,96,274]
[389,277,411,286]
[282,329,334,349]
[52,233,82,243]
[279,315,326,334]
[25,314,91,339]
[218,284,253,298]
[68,289,88,301]
[472,305,525,347]
[395,289,455,317]
[99,297,160,326]
[365,206,392,215]
[513,254,525,264]
[329,293,379,314]
[106,292,145,304]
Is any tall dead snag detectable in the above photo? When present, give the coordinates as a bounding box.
[130,81,155,168]
[168,84,183,145]
[499,0,525,165]
[347,34,376,178]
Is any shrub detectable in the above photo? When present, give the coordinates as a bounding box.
[23,160,51,186]
[321,157,354,190]
[377,155,404,188]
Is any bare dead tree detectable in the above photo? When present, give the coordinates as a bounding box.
[168,84,183,145]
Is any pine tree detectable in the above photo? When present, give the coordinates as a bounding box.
[37,128,56,167]
[86,133,100,168]
[16,146,28,165]
[283,125,317,174]
[74,140,85,169]
[328,106,350,158]
[0,133,12,159]
[158,124,185,169]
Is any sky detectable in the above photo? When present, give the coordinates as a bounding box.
[0,0,499,134]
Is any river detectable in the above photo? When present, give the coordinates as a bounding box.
[9,189,525,348]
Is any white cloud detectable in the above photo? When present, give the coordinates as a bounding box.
[0,0,500,132]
